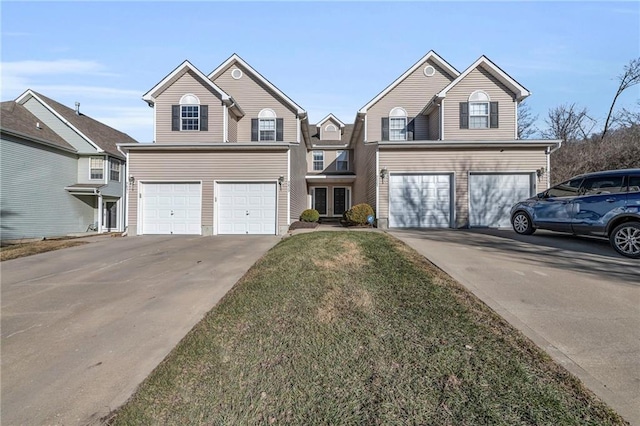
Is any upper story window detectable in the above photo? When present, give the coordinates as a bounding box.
[258,109,276,141]
[171,95,208,132]
[336,150,349,171]
[325,124,337,132]
[110,159,121,182]
[313,151,324,171]
[90,157,104,180]
[180,94,200,131]
[389,107,408,141]
[461,91,498,129]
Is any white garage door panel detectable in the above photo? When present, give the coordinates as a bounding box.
[389,174,451,228]
[469,174,532,228]
[142,183,201,235]
[218,183,276,235]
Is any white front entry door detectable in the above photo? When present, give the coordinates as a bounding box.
[469,173,533,227]
[389,174,452,228]
[141,182,201,235]
[218,182,277,235]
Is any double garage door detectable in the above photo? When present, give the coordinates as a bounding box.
[141,182,276,235]
[389,173,533,228]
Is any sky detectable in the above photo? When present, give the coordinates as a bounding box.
[1,1,639,143]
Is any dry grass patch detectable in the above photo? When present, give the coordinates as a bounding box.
[0,239,88,261]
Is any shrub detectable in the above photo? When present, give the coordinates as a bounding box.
[344,203,375,226]
[300,209,320,223]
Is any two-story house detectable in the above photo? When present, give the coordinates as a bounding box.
[119,51,560,236]
[0,90,136,240]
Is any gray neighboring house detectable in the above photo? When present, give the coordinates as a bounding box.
[0,90,138,240]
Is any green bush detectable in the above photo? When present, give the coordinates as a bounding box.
[300,209,320,222]
[344,203,375,225]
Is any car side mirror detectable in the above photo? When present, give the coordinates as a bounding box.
[536,192,546,199]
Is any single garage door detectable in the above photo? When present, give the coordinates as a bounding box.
[218,182,276,235]
[141,182,201,235]
[469,173,532,227]
[389,174,452,228]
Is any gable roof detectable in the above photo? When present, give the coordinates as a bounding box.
[142,60,231,105]
[16,90,137,159]
[1,101,76,152]
[307,123,354,147]
[316,113,345,128]
[436,55,530,101]
[358,50,460,113]
[208,53,306,116]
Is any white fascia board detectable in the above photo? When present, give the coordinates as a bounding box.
[436,56,531,101]
[142,60,230,105]
[17,89,104,153]
[358,50,460,114]
[208,54,306,115]
[316,113,346,128]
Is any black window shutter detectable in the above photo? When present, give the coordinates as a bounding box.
[200,105,208,131]
[381,117,389,141]
[276,118,284,141]
[490,102,499,128]
[460,103,469,129]
[407,117,415,140]
[251,119,258,141]
[172,105,180,131]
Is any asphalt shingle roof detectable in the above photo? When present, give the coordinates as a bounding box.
[1,101,75,151]
[308,123,354,146]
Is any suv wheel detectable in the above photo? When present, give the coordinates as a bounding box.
[512,211,535,235]
[610,222,640,259]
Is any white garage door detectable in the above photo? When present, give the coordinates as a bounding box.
[389,174,451,228]
[218,183,276,235]
[469,173,532,227]
[141,183,201,235]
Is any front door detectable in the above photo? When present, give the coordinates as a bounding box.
[313,187,327,215]
[104,201,117,231]
[333,187,349,216]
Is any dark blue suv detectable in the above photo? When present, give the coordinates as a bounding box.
[510,169,640,258]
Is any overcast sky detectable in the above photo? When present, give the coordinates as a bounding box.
[1,1,638,143]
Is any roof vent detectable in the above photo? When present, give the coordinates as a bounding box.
[36,122,41,129]
[75,102,80,115]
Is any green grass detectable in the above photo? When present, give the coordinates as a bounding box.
[109,232,626,425]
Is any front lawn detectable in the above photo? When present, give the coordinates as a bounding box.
[0,238,88,261]
[109,232,625,425]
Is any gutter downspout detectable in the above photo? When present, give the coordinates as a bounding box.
[118,144,129,234]
[97,191,103,233]
[546,140,563,187]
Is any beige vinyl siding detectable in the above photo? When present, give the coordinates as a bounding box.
[443,66,517,140]
[154,70,225,143]
[289,142,308,222]
[228,111,238,142]
[128,150,288,234]
[366,60,454,142]
[378,148,548,227]
[320,118,341,141]
[353,142,377,210]
[306,149,352,173]
[213,64,298,142]
[428,109,440,140]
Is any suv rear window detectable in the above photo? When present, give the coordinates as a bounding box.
[628,176,640,193]
[581,176,625,195]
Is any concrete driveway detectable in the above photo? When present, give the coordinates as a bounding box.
[1,234,279,426]
[391,228,640,425]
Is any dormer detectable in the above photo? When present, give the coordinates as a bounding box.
[316,114,345,141]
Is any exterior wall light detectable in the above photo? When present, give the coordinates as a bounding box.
[379,167,388,182]
[278,175,285,189]
[536,167,546,178]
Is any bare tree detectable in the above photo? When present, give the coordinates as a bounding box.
[517,101,538,139]
[601,58,640,140]
[543,103,593,141]
[614,100,640,129]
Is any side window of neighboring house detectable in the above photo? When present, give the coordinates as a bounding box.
[381,107,414,141]
[90,157,104,180]
[313,151,324,171]
[252,109,284,141]
[171,94,208,132]
[460,90,498,129]
[110,159,121,182]
[336,150,349,171]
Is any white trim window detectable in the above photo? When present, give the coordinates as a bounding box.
[180,94,200,131]
[90,157,104,180]
[469,90,490,129]
[259,108,276,141]
[110,159,121,182]
[336,150,349,171]
[389,107,407,141]
[325,123,337,132]
[313,150,324,171]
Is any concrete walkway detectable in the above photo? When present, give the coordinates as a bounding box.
[1,234,279,425]
[391,228,640,425]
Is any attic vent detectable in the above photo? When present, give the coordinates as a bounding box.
[424,65,435,77]
[231,68,243,80]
